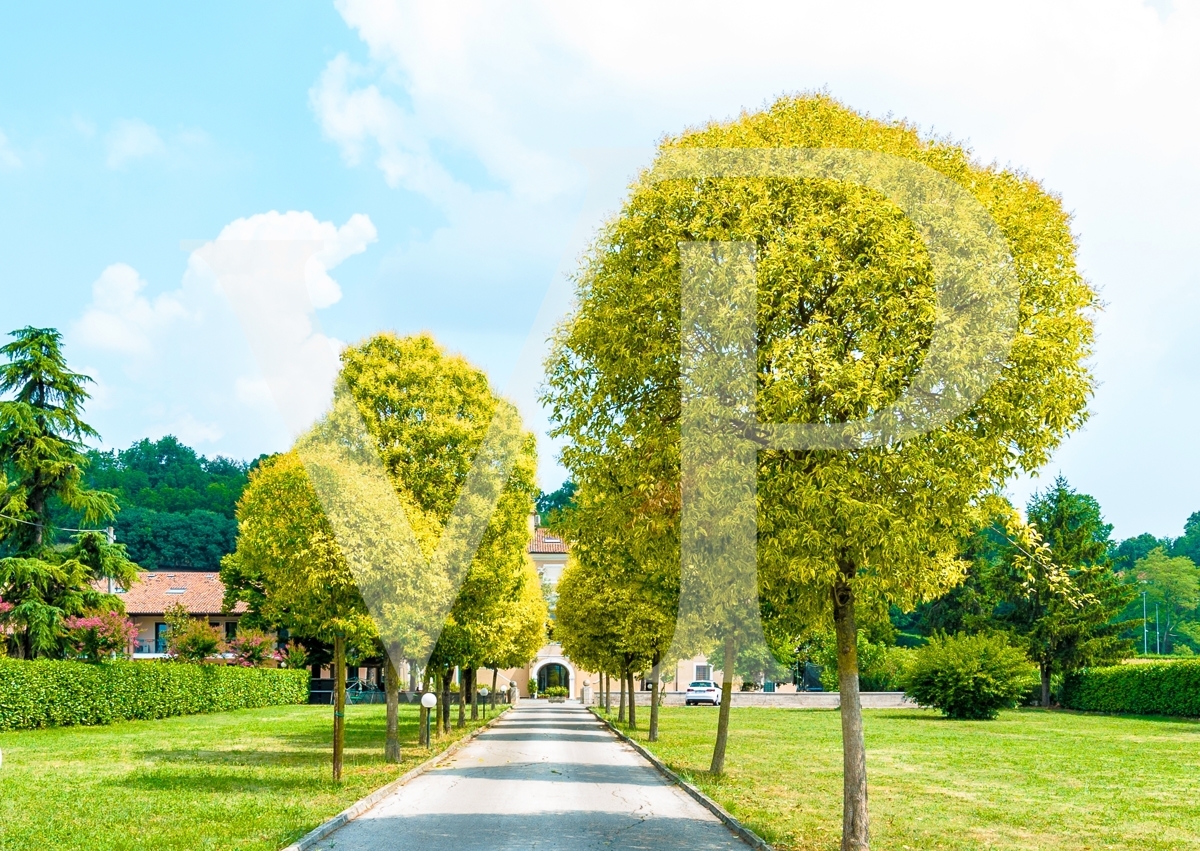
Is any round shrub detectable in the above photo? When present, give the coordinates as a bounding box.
[902,633,1035,719]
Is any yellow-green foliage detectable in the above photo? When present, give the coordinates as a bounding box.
[545,94,1096,632]
[222,452,378,650]
[0,658,308,730]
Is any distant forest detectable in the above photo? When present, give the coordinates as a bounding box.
[53,436,267,571]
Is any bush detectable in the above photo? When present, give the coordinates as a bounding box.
[544,686,569,698]
[62,612,138,664]
[1061,660,1200,717]
[0,658,309,731]
[815,633,913,691]
[275,640,308,670]
[227,629,274,667]
[164,603,224,662]
[902,633,1035,720]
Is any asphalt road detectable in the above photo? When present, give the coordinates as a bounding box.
[311,702,752,850]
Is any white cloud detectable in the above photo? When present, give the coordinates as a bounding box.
[73,211,375,464]
[311,54,469,201]
[105,119,165,169]
[189,210,376,434]
[0,129,21,169]
[211,209,377,309]
[74,263,188,355]
[318,0,1200,535]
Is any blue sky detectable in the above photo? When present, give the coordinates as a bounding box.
[1,0,1198,539]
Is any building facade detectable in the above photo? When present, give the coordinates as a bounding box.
[111,571,247,657]
[496,520,772,702]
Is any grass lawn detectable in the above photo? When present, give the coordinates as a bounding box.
[611,707,1200,851]
[0,703,493,851]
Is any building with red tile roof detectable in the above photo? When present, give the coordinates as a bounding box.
[106,571,247,656]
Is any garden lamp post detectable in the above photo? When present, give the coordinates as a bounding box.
[479,686,490,718]
[421,691,437,747]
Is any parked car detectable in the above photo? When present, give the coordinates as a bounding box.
[685,680,721,706]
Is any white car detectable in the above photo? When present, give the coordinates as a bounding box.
[685,680,721,706]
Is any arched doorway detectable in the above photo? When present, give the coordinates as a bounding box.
[537,663,570,692]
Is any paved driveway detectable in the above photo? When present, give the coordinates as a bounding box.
[312,702,752,850]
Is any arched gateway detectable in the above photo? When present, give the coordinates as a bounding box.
[536,662,572,692]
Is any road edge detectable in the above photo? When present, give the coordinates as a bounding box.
[280,707,511,851]
[593,710,775,851]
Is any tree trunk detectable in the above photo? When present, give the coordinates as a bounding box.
[409,660,418,692]
[491,668,499,709]
[833,581,869,851]
[385,655,401,763]
[470,667,479,721]
[603,673,609,712]
[710,634,736,775]
[457,667,467,729]
[1040,663,1052,709]
[649,655,662,742]
[626,669,637,729]
[333,635,346,783]
[618,672,626,722]
[441,668,452,736]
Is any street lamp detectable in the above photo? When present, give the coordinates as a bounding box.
[479,686,490,718]
[421,691,437,747]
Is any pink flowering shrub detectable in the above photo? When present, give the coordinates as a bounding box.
[63,611,138,664]
[274,640,308,670]
[228,629,274,667]
[0,596,13,616]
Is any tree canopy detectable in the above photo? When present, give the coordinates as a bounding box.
[0,327,137,658]
[543,95,1096,850]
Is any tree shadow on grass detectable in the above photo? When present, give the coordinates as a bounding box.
[114,767,322,795]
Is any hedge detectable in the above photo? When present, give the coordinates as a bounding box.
[1061,660,1200,718]
[0,658,310,731]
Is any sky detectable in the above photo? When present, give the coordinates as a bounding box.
[0,0,1197,540]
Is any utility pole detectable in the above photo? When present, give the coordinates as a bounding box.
[106,526,116,594]
[1156,603,1160,655]
[1143,590,1148,656]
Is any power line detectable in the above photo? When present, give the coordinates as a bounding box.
[0,510,113,536]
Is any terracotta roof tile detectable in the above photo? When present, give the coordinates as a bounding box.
[101,571,248,616]
[529,527,569,554]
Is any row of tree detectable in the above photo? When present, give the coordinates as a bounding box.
[50,435,259,571]
[898,483,1199,670]
[0,326,550,782]
[219,332,548,778]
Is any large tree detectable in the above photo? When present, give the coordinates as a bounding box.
[992,478,1134,705]
[221,451,380,781]
[544,97,1095,850]
[225,332,541,764]
[335,333,543,734]
[0,328,115,550]
[0,328,135,657]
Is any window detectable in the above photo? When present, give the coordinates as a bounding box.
[225,622,237,640]
[695,664,712,682]
[154,622,168,654]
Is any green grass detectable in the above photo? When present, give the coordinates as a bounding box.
[611,707,1200,851]
[0,703,492,851]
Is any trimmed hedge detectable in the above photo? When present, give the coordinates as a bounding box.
[0,659,310,731]
[1061,660,1200,718]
